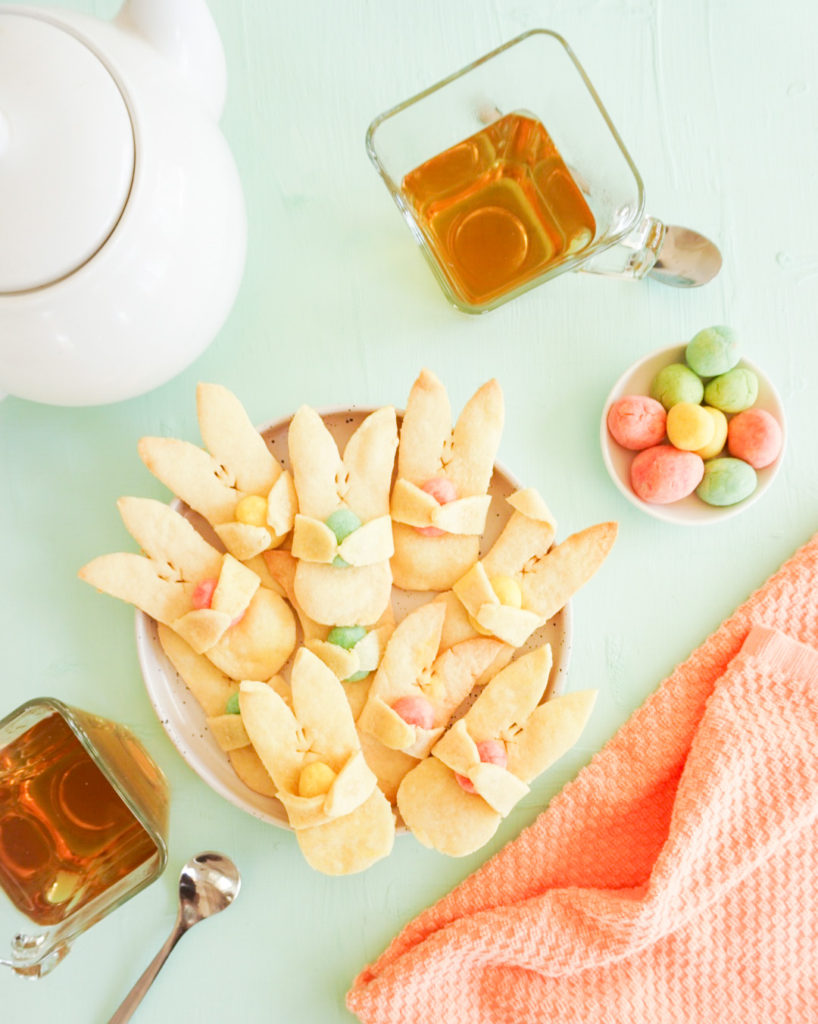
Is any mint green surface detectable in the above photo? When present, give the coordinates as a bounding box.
[1,2,816,1022]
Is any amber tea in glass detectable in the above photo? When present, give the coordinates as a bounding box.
[0,698,168,977]
[366,30,647,313]
[401,111,596,307]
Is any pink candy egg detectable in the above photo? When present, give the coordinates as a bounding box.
[630,445,705,504]
[391,695,435,730]
[727,408,783,469]
[192,578,218,609]
[455,739,509,793]
[607,395,667,451]
[416,476,457,537]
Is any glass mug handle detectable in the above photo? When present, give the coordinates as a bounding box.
[577,217,722,288]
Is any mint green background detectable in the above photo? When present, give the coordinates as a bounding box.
[1,1,816,1021]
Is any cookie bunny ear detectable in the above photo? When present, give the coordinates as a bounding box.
[138,383,297,561]
[287,405,397,520]
[288,406,398,627]
[391,369,505,591]
[78,497,219,623]
[79,497,296,681]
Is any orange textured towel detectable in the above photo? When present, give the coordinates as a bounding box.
[347,532,818,1023]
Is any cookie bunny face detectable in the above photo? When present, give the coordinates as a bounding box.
[390,369,504,591]
[139,383,297,563]
[79,496,296,681]
[288,405,398,626]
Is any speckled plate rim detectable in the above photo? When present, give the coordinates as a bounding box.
[600,344,787,526]
[135,406,573,831]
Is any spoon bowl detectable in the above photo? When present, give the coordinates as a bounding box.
[108,852,240,1023]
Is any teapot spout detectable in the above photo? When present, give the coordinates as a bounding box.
[115,0,227,120]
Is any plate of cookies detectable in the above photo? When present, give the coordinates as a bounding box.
[80,370,617,875]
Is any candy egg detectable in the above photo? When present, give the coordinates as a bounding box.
[685,326,740,377]
[630,445,705,504]
[455,739,508,792]
[666,402,715,452]
[298,760,337,798]
[649,363,704,410]
[416,477,457,537]
[703,367,759,414]
[489,575,522,608]
[694,407,729,459]
[235,494,268,527]
[392,695,435,730]
[696,457,757,506]
[607,395,667,450]
[727,408,783,469]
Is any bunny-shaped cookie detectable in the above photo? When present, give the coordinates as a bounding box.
[288,405,398,626]
[239,648,395,875]
[397,644,597,856]
[358,602,508,761]
[436,488,617,654]
[79,496,296,681]
[390,369,504,591]
[139,383,297,566]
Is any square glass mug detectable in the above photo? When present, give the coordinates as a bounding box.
[0,698,168,977]
[366,29,700,313]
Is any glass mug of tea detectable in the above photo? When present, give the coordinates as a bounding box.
[0,698,168,977]
[366,29,721,313]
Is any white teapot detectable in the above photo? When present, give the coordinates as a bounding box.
[0,0,247,405]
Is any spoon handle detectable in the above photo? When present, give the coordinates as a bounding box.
[107,915,187,1024]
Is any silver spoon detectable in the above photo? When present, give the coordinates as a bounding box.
[649,225,723,287]
[108,852,241,1024]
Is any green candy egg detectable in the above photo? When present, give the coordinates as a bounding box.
[649,363,704,410]
[344,670,370,683]
[703,367,759,414]
[327,625,367,650]
[685,326,740,377]
[325,507,361,542]
[696,457,757,506]
[225,692,241,715]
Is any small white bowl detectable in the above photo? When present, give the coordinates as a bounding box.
[600,344,787,525]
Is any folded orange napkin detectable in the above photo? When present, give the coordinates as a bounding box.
[347,532,818,1023]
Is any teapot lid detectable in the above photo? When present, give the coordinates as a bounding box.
[0,13,135,294]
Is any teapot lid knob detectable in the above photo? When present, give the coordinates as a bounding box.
[0,13,135,294]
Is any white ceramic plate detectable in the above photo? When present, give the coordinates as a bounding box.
[600,345,786,526]
[135,408,572,830]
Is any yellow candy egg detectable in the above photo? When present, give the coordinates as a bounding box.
[298,760,336,798]
[694,406,729,459]
[490,575,523,608]
[666,401,716,452]
[235,494,268,527]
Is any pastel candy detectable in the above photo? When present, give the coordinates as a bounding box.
[649,363,704,410]
[630,446,705,504]
[696,457,757,506]
[694,407,729,460]
[391,695,435,730]
[666,402,715,452]
[703,367,758,413]
[685,326,740,377]
[607,395,667,450]
[727,408,783,469]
